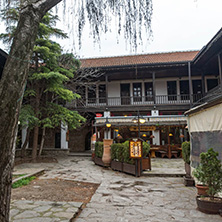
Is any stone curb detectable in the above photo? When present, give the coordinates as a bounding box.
[12,169,45,184]
[142,172,185,177]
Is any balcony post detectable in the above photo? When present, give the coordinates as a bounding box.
[152,72,156,104]
[105,75,108,106]
[201,71,205,95]
[188,62,193,106]
[218,54,222,85]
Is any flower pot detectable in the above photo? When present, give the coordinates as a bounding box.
[102,139,113,166]
[111,160,123,172]
[196,196,222,214]
[196,184,209,196]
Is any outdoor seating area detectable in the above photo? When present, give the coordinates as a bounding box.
[150,144,182,159]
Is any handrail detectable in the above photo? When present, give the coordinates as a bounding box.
[66,94,204,108]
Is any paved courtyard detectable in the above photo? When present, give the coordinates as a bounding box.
[11,157,222,222]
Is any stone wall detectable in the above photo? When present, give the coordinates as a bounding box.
[69,126,91,152]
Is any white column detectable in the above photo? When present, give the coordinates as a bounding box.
[22,126,28,149]
[152,130,160,145]
[61,122,68,149]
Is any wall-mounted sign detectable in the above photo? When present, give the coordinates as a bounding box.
[130,126,156,131]
[96,113,103,117]
[129,139,143,159]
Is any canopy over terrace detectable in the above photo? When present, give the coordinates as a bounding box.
[95,115,187,149]
[95,115,187,127]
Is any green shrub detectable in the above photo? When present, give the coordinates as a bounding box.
[142,142,150,157]
[182,141,190,164]
[193,148,222,198]
[95,142,103,158]
[122,141,134,164]
[12,176,36,189]
[111,143,124,161]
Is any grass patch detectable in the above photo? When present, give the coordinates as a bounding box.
[12,176,36,189]
[12,174,27,179]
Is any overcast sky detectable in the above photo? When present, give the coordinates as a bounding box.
[56,0,222,58]
[1,0,222,59]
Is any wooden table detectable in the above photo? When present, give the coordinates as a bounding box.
[150,147,160,158]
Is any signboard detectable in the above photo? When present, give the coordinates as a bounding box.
[129,139,143,159]
[96,113,103,117]
[130,126,156,131]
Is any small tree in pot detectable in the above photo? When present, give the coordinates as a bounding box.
[182,141,195,186]
[193,148,222,214]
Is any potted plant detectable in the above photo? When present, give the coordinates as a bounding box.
[110,143,124,171]
[94,141,104,166]
[142,142,151,171]
[181,141,195,186]
[193,148,222,214]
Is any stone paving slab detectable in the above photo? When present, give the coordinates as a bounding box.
[11,157,222,222]
[10,200,83,222]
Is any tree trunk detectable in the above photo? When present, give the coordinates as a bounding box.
[0,1,62,221]
[32,87,40,161]
[32,126,39,161]
[38,127,46,157]
[21,128,30,157]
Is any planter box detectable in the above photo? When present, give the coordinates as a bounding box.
[196,196,222,214]
[183,176,195,187]
[142,156,151,171]
[94,156,105,167]
[123,163,136,176]
[111,160,123,172]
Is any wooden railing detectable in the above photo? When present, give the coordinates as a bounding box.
[66,94,204,108]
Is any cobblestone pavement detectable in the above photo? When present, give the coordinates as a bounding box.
[12,157,222,222]
[10,200,82,222]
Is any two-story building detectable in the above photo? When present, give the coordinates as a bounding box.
[24,28,222,156]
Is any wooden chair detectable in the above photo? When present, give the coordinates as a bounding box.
[158,145,168,158]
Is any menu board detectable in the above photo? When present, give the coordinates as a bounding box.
[129,139,143,159]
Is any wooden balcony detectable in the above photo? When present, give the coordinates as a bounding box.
[66,94,204,112]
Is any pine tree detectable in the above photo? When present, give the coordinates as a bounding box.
[1,10,85,160]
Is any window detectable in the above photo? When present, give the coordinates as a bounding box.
[88,85,96,103]
[179,80,189,100]
[167,81,177,101]
[133,83,142,102]
[145,82,153,101]
[207,79,218,91]
[99,84,106,103]
[76,86,85,106]
[192,80,202,102]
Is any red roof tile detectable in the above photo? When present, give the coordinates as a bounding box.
[80,51,199,68]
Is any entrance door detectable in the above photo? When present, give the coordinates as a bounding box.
[55,132,61,148]
[121,84,130,105]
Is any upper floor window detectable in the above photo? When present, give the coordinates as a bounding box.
[145,82,153,101]
[207,79,218,91]
[179,80,189,100]
[99,84,106,103]
[133,83,142,102]
[192,80,202,102]
[167,81,177,101]
[88,85,96,104]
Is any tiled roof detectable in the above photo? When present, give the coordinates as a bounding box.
[80,51,199,68]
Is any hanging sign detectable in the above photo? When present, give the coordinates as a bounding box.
[129,138,143,159]
[130,126,156,131]
[96,113,103,117]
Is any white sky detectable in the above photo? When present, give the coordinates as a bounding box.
[1,0,222,58]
